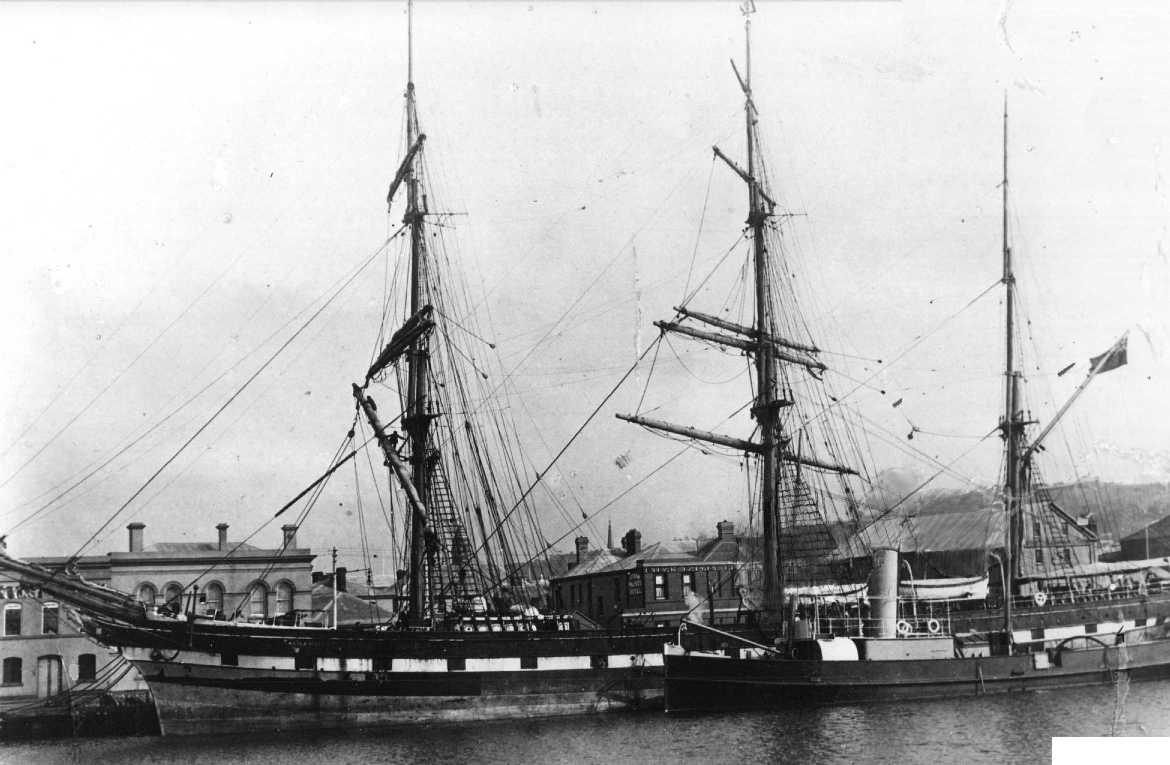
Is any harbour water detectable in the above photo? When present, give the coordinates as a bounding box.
[4,679,1168,764]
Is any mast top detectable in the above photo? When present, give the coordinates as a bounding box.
[407,0,414,87]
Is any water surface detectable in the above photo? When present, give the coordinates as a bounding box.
[4,679,1168,764]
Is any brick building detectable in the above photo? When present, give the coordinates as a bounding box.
[551,521,756,628]
[1,521,315,707]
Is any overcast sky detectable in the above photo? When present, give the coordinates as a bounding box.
[2,1,1168,569]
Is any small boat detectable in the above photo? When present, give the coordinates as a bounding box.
[899,575,989,602]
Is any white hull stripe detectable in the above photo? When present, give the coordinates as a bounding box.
[1011,617,1165,645]
[123,646,663,671]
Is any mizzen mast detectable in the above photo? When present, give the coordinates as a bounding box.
[1000,98,1024,635]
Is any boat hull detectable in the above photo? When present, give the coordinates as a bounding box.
[664,635,1170,711]
[134,659,662,735]
[84,616,681,735]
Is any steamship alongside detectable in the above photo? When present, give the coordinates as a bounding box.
[640,3,1170,710]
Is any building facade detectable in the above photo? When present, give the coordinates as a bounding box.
[551,521,756,629]
[1,521,315,706]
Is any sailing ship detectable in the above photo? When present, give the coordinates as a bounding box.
[0,2,706,735]
[607,3,1170,710]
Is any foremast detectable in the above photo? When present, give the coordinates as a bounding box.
[401,0,432,629]
[740,2,784,626]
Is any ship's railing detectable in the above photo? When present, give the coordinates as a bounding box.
[812,611,953,638]
[1008,577,1170,612]
[448,614,573,633]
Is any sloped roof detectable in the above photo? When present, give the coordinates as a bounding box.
[696,535,757,563]
[563,549,625,577]
[145,542,261,554]
[838,507,1006,559]
[1120,514,1170,545]
[310,582,394,625]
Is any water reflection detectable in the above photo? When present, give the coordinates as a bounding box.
[6,680,1169,765]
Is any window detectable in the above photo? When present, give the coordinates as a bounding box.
[249,582,268,618]
[2,657,21,685]
[42,602,59,634]
[77,654,97,682]
[163,584,183,612]
[203,582,224,616]
[1035,548,1045,565]
[4,604,21,636]
[1032,519,1042,541]
[682,572,695,596]
[653,574,668,601]
[136,583,157,608]
[275,582,294,616]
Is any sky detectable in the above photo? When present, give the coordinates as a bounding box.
[1,1,1169,571]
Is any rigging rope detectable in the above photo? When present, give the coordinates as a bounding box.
[471,335,664,564]
[791,278,1001,438]
[63,231,404,565]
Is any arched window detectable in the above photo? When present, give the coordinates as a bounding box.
[275,581,294,616]
[136,583,157,608]
[203,582,224,617]
[2,657,21,685]
[248,582,268,619]
[77,653,97,682]
[162,583,184,613]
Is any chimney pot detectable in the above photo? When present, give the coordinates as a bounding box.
[574,535,589,564]
[716,520,735,539]
[216,523,229,551]
[336,566,348,593]
[622,529,642,555]
[281,524,298,549]
[127,522,145,553]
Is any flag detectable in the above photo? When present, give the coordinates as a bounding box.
[1089,335,1128,374]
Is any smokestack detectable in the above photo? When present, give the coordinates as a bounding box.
[867,548,899,639]
[281,524,298,549]
[127,523,144,553]
[216,523,229,551]
[336,567,348,593]
[575,536,589,564]
[716,520,735,539]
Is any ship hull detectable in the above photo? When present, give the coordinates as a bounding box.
[134,659,662,736]
[664,633,1170,712]
[84,616,682,735]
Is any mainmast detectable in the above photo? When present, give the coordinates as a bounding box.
[741,1,784,625]
[402,0,432,626]
[1000,98,1024,635]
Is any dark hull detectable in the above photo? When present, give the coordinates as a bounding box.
[664,636,1170,711]
[136,660,661,735]
[85,616,681,735]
